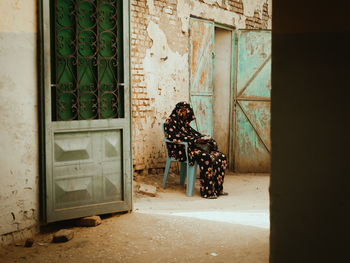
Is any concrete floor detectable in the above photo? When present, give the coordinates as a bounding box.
[0,173,270,263]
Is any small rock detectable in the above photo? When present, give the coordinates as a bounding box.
[37,242,49,246]
[137,183,157,197]
[24,238,34,247]
[75,216,102,227]
[52,229,74,243]
[210,252,218,256]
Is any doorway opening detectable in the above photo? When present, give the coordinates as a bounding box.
[213,26,233,167]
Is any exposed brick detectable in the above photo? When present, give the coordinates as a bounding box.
[130,0,271,174]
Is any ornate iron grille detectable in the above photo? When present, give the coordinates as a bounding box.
[53,0,121,121]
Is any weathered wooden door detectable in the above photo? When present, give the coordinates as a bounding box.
[233,30,271,172]
[42,0,132,222]
[189,18,215,137]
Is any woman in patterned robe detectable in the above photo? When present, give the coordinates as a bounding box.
[164,101,228,199]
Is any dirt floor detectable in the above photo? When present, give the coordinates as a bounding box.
[0,172,270,263]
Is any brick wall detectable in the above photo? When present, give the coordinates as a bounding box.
[130,0,272,175]
[245,3,270,29]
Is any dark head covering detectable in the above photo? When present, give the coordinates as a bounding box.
[169,101,196,125]
[164,101,201,143]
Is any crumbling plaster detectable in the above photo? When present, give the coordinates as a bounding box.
[242,0,268,17]
[131,0,272,172]
[134,21,188,170]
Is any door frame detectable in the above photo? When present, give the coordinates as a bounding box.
[38,0,132,223]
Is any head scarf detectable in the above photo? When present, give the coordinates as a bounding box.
[169,101,195,125]
[164,101,202,142]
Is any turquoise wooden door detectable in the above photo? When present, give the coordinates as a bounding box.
[42,0,132,222]
[234,30,271,172]
[189,18,215,137]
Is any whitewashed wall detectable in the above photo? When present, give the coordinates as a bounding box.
[0,0,39,245]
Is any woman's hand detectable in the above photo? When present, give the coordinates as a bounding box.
[196,136,211,143]
[195,138,205,143]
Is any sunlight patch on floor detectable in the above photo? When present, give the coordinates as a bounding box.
[136,210,270,229]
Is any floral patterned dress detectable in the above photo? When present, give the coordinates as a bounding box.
[164,101,227,198]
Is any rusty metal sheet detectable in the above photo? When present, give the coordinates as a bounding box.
[235,104,271,172]
[235,101,271,172]
[237,30,271,99]
[239,100,271,151]
[189,18,214,136]
[234,30,271,172]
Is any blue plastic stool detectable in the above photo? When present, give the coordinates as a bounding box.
[161,123,197,196]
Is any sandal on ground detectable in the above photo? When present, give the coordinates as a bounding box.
[219,191,229,196]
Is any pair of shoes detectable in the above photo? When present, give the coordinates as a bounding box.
[219,191,229,196]
[206,195,217,199]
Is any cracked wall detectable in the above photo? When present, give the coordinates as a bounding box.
[130,0,272,174]
[0,0,39,245]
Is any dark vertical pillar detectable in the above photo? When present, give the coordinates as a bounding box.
[270,1,350,262]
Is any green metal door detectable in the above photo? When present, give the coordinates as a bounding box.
[189,18,215,137]
[42,0,132,222]
[233,30,271,172]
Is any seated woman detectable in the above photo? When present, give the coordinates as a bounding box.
[164,101,228,199]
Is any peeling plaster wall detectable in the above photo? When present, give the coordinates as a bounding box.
[0,0,39,245]
[131,0,272,174]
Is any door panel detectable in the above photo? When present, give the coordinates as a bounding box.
[43,0,131,222]
[190,95,213,136]
[240,59,271,99]
[46,120,130,222]
[236,31,271,97]
[239,100,271,151]
[235,105,270,171]
[189,18,214,136]
[53,130,122,210]
[234,30,271,172]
